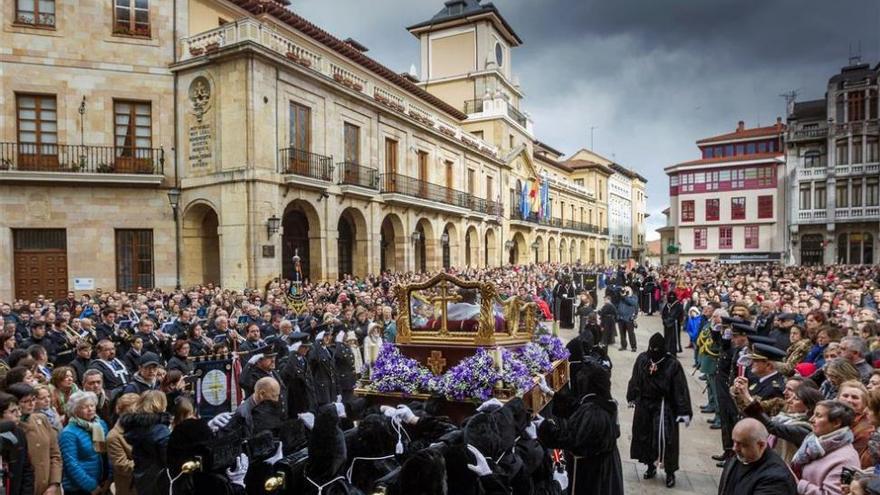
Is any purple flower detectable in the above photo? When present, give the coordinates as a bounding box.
[370,343,432,394]
[433,348,501,402]
[500,348,533,393]
[517,342,552,374]
[535,334,570,361]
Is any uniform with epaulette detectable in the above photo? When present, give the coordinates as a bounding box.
[696,318,720,423]
[712,320,753,466]
[735,339,787,417]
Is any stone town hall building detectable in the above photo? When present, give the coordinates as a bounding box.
[0,0,620,300]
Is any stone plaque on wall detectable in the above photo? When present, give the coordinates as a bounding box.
[187,76,214,169]
[262,245,275,258]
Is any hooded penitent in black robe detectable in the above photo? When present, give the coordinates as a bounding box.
[553,282,576,329]
[626,333,692,474]
[537,359,624,495]
[290,405,360,495]
[661,294,684,354]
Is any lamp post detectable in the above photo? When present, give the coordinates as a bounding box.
[167,188,182,290]
[440,232,449,269]
[266,214,281,239]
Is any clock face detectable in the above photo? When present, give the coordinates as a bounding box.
[495,42,503,67]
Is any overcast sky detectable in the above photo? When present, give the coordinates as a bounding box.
[294,0,880,239]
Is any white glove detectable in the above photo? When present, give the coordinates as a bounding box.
[288,342,302,353]
[466,444,493,477]
[297,412,315,430]
[532,415,546,430]
[334,402,346,418]
[316,331,325,342]
[676,415,692,427]
[208,412,233,432]
[627,402,635,409]
[225,453,249,488]
[524,422,537,439]
[476,398,503,413]
[553,470,569,491]
[380,405,396,417]
[335,331,345,343]
[394,405,418,425]
[537,375,554,395]
[248,353,264,365]
[264,441,284,465]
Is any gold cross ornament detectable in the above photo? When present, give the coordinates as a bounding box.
[427,350,447,375]
[428,281,462,336]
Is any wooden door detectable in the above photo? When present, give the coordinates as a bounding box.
[418,151,429,198]
[445,161,454,204]
[13,229,68,300]
[384,139,397,192]
[17,94,59,171]
[289,102,311,174]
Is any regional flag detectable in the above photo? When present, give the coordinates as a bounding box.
[529,178,540,214]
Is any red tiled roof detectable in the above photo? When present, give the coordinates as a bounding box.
[533,152,573,172]
[229,0,468,120]
[562,159,614,174]
[697,124,785,144]
[673,152,783,168]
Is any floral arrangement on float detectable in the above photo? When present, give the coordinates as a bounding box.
[365,334,569,402]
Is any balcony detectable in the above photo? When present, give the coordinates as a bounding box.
[509,210,605,235]
[507,105,528,128]
[836,207,880,220]
[278,147,333,188]
[463,95,534,136]
[381,173,498,217]
[834,163,879,177]
[797,167,827,181]
[788,127,828,142]
[0,142,164,185]
[338,162,379,189]
[463,99,484,114]
[797,210,827,222]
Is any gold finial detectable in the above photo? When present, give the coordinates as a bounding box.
[180,459,202,474]
[264,472,287,492]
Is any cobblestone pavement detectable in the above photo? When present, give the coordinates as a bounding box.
[558,311,722,494]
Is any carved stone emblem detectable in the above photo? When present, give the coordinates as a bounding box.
[189,76,212,123]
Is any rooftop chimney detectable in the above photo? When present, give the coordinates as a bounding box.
[736,121,745,132]
[776,116,783,128]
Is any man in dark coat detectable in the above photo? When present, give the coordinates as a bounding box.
[281,333,317,415]
[309,331,338,406]
[616,287,639,352]
[627,333,692,488]
[538,358,623,494]
[753,301,776,337]
[661,292,684,354]
[597,295,618,347]
[334,331,358,402]
[713,322,753,466]
[718,418,796,495]
[553,276,577,329]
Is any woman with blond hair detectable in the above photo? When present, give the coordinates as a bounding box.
[837,380,877,468]
[120,390,171,495]
[106,393,140,495]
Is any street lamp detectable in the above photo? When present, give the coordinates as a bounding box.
[531,240,539,263]
[266,215,281,238]
[166,187,182,290]
[504,240,514,251]
[411,231,422,243]
[166,188,181,220]
[441,232,449,245]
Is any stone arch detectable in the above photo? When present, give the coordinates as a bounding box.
[580,239,588,263]
[414,217,436,272]
[548,237,557,263]
[484,228,497,267]
[559,238,568,263]
[465,226,479,268]
[282,199,322,281]
[510,232,527,265]
[181,201,221,287]
[337,207,369,279]
[569,238,576,263]
[533,235,544,264]
[441,222,460,270]
[380,213,405,273]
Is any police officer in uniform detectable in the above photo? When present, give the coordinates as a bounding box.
[730,342,787,416]
[711,320,753,466]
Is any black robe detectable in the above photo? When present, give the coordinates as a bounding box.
[641,276,657,314]
[553,283,576,329]
[281,353,317,415]
[626,352,692,473]
[661,301,684,354]
[537,394,624,495]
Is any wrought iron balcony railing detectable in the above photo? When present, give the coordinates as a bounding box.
[338,161,380,189]
[0,142,163,174]
[279,147,333,181]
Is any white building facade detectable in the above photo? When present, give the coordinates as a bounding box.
[608,166,633,262]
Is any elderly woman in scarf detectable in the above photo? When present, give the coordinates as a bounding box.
[742,380,823,463]
[363,322,384,373]
[791,400,860,495]
[59,391,111,495]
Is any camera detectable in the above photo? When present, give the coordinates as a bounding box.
[840,466,856,485]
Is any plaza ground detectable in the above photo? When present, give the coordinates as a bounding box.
[559,310,722,494]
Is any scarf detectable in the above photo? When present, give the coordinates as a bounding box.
[71,416,106,453]
[790,427,853,477]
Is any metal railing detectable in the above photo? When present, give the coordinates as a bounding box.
[381,172,475,207]
[507,104,528,128]
[509,209,606,233]
[0,142,163,174]
[788,127,828,141]
[463,99,484,114]
[278,147,333,180]
[338,162,379,189]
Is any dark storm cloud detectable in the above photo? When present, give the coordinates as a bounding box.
[294,0,880,237]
